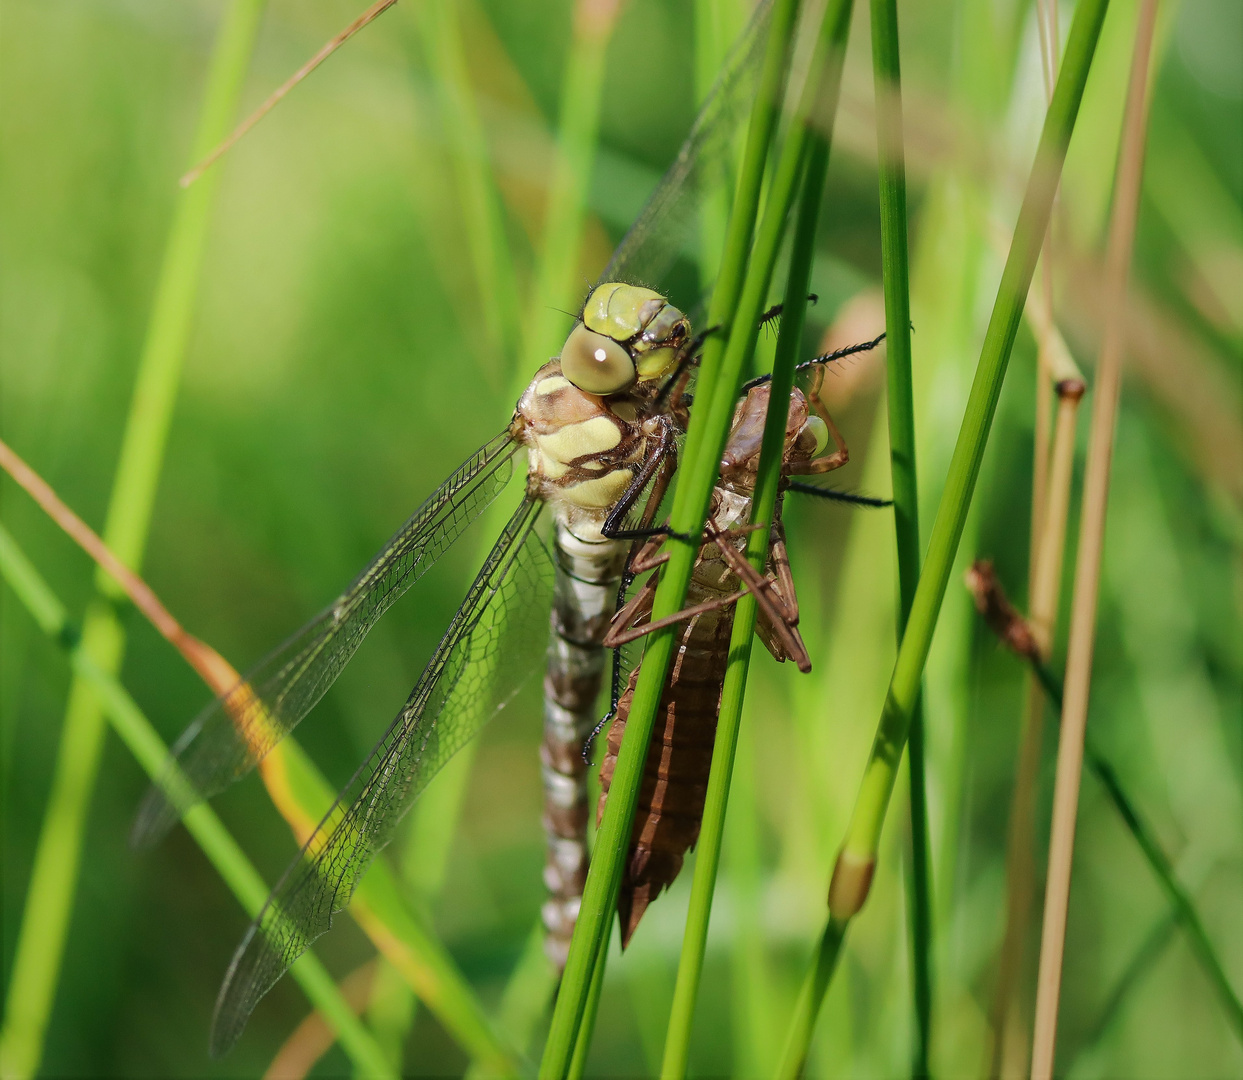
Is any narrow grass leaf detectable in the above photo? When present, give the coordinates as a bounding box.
[660,0,854,1072]
[0,524,395,1080]
[0,5,267,1075]
[868,0,931,1069]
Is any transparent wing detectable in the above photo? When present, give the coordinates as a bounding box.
[134,430,520,847]
[208,497,553,1057]
[602,0,773,297]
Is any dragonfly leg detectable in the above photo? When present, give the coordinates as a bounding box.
[768,524,800,625]
[602,574,660,649]
[604,585,751,648]
[706,525,811,672]
[788,368,850,476]
[601,419,679,542]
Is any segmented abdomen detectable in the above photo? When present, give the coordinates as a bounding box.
[541,523,629,968]
[596,576,735,946]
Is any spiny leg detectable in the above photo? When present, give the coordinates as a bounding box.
[705,526,811,672]
[788,364,850,477]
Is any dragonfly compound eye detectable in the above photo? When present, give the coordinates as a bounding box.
[561,323,637,395]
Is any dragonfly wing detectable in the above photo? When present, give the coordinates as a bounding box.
[602,0,773,297]
[208,497,553,1057]
[134,430,520,848]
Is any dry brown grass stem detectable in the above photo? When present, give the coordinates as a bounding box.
[180,0,401,188]
[1030,0,1160,1075]
[987,371,1085,1078]
[0,437,235,696]
[264,961,379,1080]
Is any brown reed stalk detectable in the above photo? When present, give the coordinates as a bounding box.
[1030,0,1160,1074]
[0,438,235,696]
[987,366,1084,1078]
[0,448,518,1074]
[181,0,401,186]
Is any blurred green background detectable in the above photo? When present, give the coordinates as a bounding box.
[1,0,1240,1076]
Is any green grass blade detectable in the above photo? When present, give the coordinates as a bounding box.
[567,921,612,1080]
[0,524,395,1080]
[868,0,931,1071]
[0,5,266,1075]
[775,917,848,1080]
[659,2,854,1074]
[831,0,1111,909]
[537,2,804,1073]
[775,0,1113,1070]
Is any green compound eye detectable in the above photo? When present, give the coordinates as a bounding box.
[560,323,637,395]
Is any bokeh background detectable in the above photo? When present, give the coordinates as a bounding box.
[1,0,1240,1076]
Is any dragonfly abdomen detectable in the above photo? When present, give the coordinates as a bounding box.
[541,522,630,968]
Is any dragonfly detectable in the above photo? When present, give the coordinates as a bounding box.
[135,0,783,1058]
[593,342,886,943]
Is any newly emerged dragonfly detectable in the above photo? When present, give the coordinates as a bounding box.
[136,0,783,1057]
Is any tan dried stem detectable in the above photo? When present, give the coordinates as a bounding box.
[0,438,237,697]
[1030,0,1160,1075]
[1030,0,1060,553]
[987,370,1085,1078]
[180,0,401,188]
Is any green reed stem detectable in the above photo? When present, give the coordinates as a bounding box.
[868,0,930,1072]
[775,917,848,1080]
[567,921,612,1080]
[538,3,802,1074]
[831,0,1108,910]
[1025,659,1243,1044]
[0,6,265,1076]
[659,3,853,1074]
[0,523,395,1080]
[777,0,1111,1070]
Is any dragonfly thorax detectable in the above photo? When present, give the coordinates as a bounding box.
[511,360,665,544]
[718,382,826,494]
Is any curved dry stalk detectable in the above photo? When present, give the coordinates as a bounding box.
[1030,1,1160,1074]
[181,0,401,187]
[0,437,234,696]
[987,367,1085,1076]
[0,443,519,1075]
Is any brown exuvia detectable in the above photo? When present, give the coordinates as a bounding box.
[598,359,852,945]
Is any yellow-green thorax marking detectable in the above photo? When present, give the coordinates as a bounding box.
[510,282,691,543]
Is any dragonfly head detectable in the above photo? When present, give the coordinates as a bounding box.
[559,282,691,395]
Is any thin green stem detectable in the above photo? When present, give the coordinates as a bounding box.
[868,0,930,1071]
[567,921,612,1080]
[537,2,803,1074]
[0,6,266,1076]
[1026,660,1243,1043]
[775,918,849,1080]
[776,0,1111,1070]
[0,524,395,1079]
[831,0,1110,903]
[659,3,853,1074]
